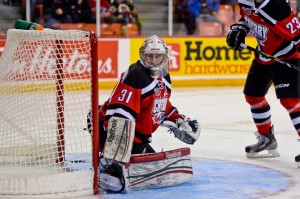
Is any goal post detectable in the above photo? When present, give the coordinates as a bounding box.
[0,29,100,196]
[90,32,100,195]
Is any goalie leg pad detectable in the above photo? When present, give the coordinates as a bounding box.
[103,116,135,163]
[127,148,193,190]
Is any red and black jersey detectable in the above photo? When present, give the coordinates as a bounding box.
[238,0,300,64]
[99,61,179,144]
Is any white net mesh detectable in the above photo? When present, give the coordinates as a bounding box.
[0,29,95,195]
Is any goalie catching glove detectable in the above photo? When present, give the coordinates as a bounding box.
[162,115,200,144]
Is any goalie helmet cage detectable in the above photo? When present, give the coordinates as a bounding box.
[0,29,100,196]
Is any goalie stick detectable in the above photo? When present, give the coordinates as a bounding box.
[240,43,300,71]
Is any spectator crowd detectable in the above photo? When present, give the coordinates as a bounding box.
[30,0,141,35]
[1,0,300,38]
[174,0,300,36]
[175,0,229,35]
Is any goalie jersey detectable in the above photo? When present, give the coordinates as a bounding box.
[99,61,179,144]
[238,0,300,64]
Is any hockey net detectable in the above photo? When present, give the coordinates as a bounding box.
[0,29,99,196]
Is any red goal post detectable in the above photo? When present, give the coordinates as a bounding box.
[0,29,100,196]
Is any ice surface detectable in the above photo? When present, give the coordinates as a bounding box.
[2,87,300,199]
[97,87,300,199]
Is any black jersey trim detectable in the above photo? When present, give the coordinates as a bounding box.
[106,104,137,120]
[239,0,291,26]
[134,131,152,143]
[123,61,155,90]
[258,0,291,22]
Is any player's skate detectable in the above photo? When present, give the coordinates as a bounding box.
[245,126,279,158]
[296,139,300,168]
[296,154,300,168]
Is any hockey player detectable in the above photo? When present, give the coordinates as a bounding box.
[88,35,200,192]
[226,0,300,162]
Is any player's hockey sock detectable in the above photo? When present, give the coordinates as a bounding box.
[280,98,300,137]
[245,95,271,134]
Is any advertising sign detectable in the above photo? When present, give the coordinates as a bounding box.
[0,40,5,56]
[130,37,257,77]
[0,36,259,89]
[0,40,118,80]
[98,41,118,78]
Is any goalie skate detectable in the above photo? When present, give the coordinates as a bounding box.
[245,126,279,158]
[99,162,128,193]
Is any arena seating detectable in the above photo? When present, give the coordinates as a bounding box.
[198,22,224,36]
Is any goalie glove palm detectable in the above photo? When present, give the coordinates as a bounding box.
[163,117,200,144]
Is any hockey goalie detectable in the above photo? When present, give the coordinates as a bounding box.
[87,35,200,193]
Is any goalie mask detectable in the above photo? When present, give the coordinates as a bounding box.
[140,35,170,78]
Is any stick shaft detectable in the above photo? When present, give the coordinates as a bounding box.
[240,43,300,71]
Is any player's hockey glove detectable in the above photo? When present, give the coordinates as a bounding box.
[163,114,201,144]
[100,162,127,193]
[226,24,249,51]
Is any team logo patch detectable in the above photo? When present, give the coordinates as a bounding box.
[244,17,269,45]
[152,98,167,124]
[275,84,290,89]
[242,7,252,15]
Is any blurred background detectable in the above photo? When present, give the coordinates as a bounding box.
[0,0,289,39]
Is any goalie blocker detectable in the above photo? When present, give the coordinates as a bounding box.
[100,148,193,193]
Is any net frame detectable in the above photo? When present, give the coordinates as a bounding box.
[0,29,99,196]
